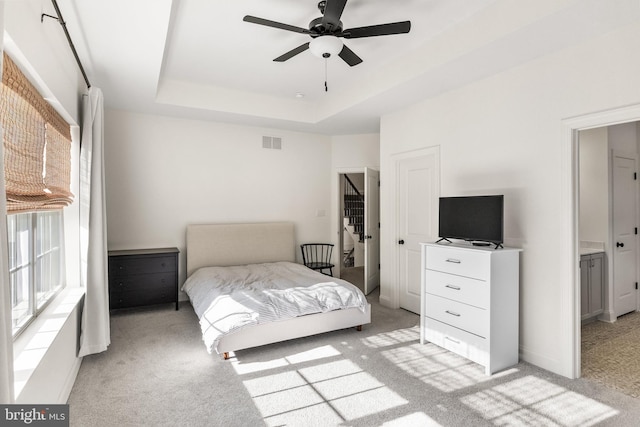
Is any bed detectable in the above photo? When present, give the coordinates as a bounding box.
[183,222,372,359]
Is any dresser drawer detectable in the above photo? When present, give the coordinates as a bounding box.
[425,246,489,280]
[109,255,177,277]
[109,272,175,294]
[110,286,174,309]
[425,294,487,338]
[425,269,489,309]
[423,317,488,366]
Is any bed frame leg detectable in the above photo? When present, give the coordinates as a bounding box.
[223,352,230,360]
[356,325,362,331]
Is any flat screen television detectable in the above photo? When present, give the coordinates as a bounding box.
[438,195,504,248]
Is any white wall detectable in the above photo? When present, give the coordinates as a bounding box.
[4,1,82,120]
[104,110,338,290]
[4,0,85,404]
[379,19,640,377]
[609,122,639,152]
[579,127,609,246]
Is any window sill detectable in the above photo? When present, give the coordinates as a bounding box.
[13,287,85,399]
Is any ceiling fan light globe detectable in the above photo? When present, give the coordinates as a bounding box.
[309,35,343,59]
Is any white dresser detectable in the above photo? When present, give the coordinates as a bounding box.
[420,242,521,375]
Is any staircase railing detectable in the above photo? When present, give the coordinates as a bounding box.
[344,175,365,241]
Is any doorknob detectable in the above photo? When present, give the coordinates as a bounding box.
[616,242,625,248]
[398,239,405,245]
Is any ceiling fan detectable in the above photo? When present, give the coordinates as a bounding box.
[243,0,411,67]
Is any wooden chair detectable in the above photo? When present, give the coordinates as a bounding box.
[301,243,335,276]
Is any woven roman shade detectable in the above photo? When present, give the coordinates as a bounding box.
[0,52,73,212]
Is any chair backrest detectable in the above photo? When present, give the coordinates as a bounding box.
[300,243,334,266]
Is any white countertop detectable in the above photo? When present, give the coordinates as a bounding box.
[580,248,605,255]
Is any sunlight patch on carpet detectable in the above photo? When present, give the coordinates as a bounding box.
[242,356,408,425]
[298,359,361,382]
[231,345,341,375]
[332,387,409,420]
[381,412,444,426]
[360,326,420,349]
[381,343,516,392]
[461,375,619,426]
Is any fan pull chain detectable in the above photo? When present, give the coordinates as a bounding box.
[324,58,328,92]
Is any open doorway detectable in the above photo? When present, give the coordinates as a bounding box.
[578,121,640,397]
[340,172,365,291]
[338,169,380,295]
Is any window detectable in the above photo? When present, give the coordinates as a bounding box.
[1,52,72,337]
[8,211,64,335]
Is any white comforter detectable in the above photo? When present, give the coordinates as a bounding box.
[182,261,368,354]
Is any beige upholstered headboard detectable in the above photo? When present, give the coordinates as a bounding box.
[186,222,296,277]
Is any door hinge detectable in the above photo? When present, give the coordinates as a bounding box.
[636,282,638,290]
[636,227,638,235]
[635,172,637,180]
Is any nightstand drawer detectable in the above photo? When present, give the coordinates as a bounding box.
[425,294,487,338]
[425,246,489,280]
[425,269,489,309]
[109,255,176,277]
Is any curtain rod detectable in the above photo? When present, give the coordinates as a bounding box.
[41,0,91,89]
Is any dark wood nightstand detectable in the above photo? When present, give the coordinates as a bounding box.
[108,248,179,310]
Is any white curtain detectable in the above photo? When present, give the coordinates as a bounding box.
[78,86,110,357]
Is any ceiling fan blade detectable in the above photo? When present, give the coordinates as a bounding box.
[338,44,362,67]
[340,21,411,39]
[243,15,311,34]
[321,0,348,26]
[274,43,311,62]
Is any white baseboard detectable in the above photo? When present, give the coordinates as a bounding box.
[58,356,83,404]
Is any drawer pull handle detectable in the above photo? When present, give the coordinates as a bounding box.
[444,336,460,344]
[445,258,461,264]
[445,310,461,317]
[445,284,461,290]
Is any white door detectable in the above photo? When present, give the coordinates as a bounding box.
[364,168,380,295]
[397,150,439,314]
[612,151,638,317]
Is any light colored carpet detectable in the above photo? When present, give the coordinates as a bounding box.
[68,293,640,426]
[582,312,640,398]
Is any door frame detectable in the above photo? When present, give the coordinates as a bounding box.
[364,167,380,295]
[563,103,640,379]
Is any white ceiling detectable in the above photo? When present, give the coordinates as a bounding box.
[56,0,638,135]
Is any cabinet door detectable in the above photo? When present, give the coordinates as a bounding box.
[589,254,604,314]
[580,257,590,318]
